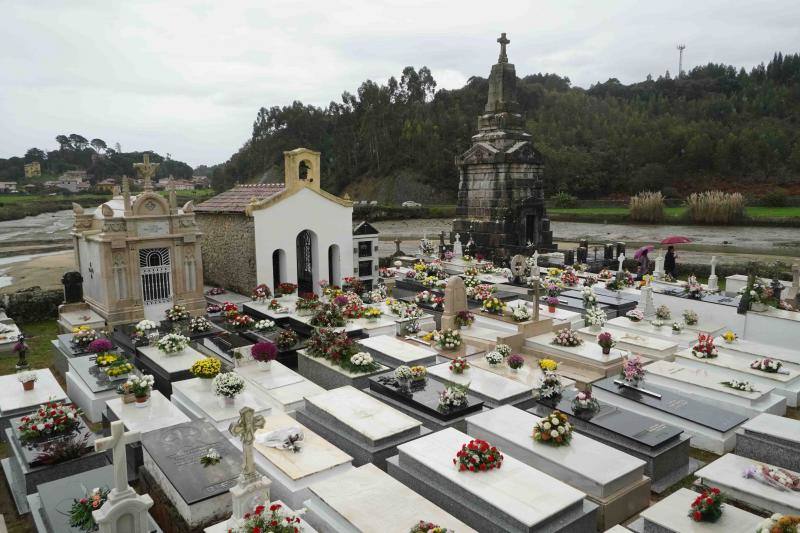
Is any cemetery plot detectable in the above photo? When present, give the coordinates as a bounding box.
[236,361,325,412]
[357,335,438,368]
[426,361,534,408]
[296,348,390,390]
[577,326,678,360]
[735,413,800,472]
[0,368,66,440]
[634,487,762,533]
[170,377,272,432]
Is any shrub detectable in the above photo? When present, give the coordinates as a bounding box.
[761,188,787,207]
[551,191,578,208]
[629,191,665,223]
[685,190,745,224]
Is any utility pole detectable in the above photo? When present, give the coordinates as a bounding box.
[677,44,686,79]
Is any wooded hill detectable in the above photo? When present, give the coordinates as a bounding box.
[218,53,800,201]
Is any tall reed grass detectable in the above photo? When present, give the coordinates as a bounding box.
[685,190,745,224]
[629,191,665,223]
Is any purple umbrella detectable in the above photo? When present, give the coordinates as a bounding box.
[633,245,654,260]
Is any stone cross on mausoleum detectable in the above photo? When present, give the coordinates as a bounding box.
[497,32,510,63]
[133,153,159,192]
[92,421,154,533]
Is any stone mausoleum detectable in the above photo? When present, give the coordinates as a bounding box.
[70,154,206,325]
[452,33,555,258]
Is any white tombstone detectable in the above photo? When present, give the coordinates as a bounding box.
[228,406,272,526]
[92,421,154,533]
[440,276,467,330]
[639,285,656,317]
[617,253,626,274]
[654,251,665,279]
[530,251,540,277]
[707,256,719,292]
[452,234,463,258]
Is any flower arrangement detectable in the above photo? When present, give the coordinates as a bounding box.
[626,309,644,322]
[744,463,800,492]
[560,268,579,286]
[463,274,479,288]
[545,296,560,308]
[277,282,298,296]
[206,303,222,314]
[410,366,427,381]
[229,314,255,330]
[343,276,365,295]
[410,521,451,533]
[212,372,246,398]
[200,448,221,467]
[688,486,724,523]
[722,330,738,343]
[597,332,616,354]
[253,319,276,332]
[127,374,155,398]
[692,333,718,358]
[507,354,525,370]
[362,307,382,320]
[539,358,558,372]
[135,319,158,335]
[655,305,671,320]
[685,275,704,299]
[454,310,475,328]
[88,338,114,354]
[471,284,494,301]
[750,358,785,373]
[481,296,506,315]
[206,287,226,296]
[17,401,82,444]
[650,318,665,328]
[598,268,612,280]
[342,303,366,319]
[721,379,757,392]
[251,283,272,302]
[349,351,377,369]
[683,309,699,326]
[495,344,512,357]
[105,361,134,378]
[533,410,572,446]
[672,322,683,332]
[438,382,470,410]
[69,486,110,532]
[95,353,118,367]
[395,365,413,381]
[189,316,213,333]
[449,356,469,374]
[585,306,606,328]
[582,287,598,307]
[365,285,388,304]
[552,328,583,347]
[484,350,503,366]
[533,371,563,400]
[620,355,645,386]
[268,298,286,311]
[72,326,98,347]
[155,333,189,354]
[275,329,299,350]
[548,267,563,278]
[310,303,346,328]
[434,329,462,351]
[251,341,278,363]
[165,304,190,321]
[190,357,222,379]
[510,304,532,322]
[295,294,321,314]
[757,514,800,533]
[227,501,303,533]
[453,438,503,472]
[572,386,600,414]
[222,302,239,318]
[17,371,37,387]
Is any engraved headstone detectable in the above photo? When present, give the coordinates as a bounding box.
[440,276,467,330]
[654,251,665,279]
[640,285,656,317]
[62,271,84,303]
[452,233,462,258]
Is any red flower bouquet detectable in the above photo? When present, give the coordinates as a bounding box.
[688,487,724,523]
[453,438,503,473]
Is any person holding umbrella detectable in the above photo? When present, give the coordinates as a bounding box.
[665,246,677,278]
[634,245,654,280]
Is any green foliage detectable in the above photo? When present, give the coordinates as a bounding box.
[761,188,787,207]
[629,191,665,223]
[551,191,578,208]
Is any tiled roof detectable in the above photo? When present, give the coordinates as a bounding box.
[195,183,285,213]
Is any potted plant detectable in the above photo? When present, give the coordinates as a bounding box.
[507,354,525,371]
[251,341,278,370]
[190,357,222,387]
[626,309,644,322]
[277,282,298,297]
[88,338,114,354]
[484,350,503,366]
[127,375,155,407]
[155,333,189,354]
[597,332,616,355]
[688,486,724,523]
[449,356,470,374]
[683,309,699,326]
[671,322,683,334]
[227,501,303,533]
[275,329,299,350]
[165,304,190,322]
[546,296,559,313]
[585,307,606,331]
[620,356,645,387]
[454,310,475,328]
[116,382,136,404]
[212,372,246,406]
[251,283,272,303]
[394,365,413,391]
[17,371,37,391]
[533,410,573,447]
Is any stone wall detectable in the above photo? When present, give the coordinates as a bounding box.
[2,287,63,324]
[196,213,256,295]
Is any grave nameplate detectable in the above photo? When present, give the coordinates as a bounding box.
[368,373,484,422]
[592,376,748,432]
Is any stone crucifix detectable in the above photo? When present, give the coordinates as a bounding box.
[229,406,265,484]
[497,33,510,63]
[617,253,626,274]
[133,153,159,192]
[95,421,140,495]
[531,277,540,321]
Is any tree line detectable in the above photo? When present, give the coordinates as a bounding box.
[211,52,800,200]
[0,134,193,184]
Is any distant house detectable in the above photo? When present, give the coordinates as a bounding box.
[23,162,41,178]
[56,170,90,193]
[0,182,18,193]
[94,179,118,193]
[156,177,196,191]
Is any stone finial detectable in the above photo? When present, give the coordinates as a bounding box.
[122,175,132,214]
[112,185,121,197]
[72,202,84,215]
[101,204,114,218]
[497,32,510,63]
[182,200,194,213]
[133,153,158,192]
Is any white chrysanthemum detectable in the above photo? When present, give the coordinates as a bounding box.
[550,430,559,438]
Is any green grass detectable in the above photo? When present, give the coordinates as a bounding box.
[548,206,800,223]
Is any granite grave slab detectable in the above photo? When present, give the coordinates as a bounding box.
[357,335,438,368]
[426,361,534,408]
[296,349,389,390]
[0,368,66,441]
[136,344,206,397]
[236,361,325,412]
[735,413,800,471]
[170,377,272,432]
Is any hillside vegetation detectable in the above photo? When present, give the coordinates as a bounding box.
[211,53,800,202]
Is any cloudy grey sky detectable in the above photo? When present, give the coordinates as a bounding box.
[2,0,798,167]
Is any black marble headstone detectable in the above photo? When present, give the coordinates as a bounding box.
[61,271,84,304]
[592,376,748,432]
[140,420,241,506]
[369,373,483,422]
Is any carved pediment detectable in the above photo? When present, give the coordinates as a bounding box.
[132,192,169,217]
[459,142,498,165]
[507,141,540,163]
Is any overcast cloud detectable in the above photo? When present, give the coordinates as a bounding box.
[2,0,798,167]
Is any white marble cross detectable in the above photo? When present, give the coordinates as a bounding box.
[229,406,265,483]
[710,256,718,277]
[95,421,141,494]
[617,253,626,274]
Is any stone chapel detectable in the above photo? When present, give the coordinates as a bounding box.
[70,154,206,325]
[452,33,556,257]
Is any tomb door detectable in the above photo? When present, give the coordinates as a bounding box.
[296,230,314,294]
[139,248,173,321]
[525,214,538,245]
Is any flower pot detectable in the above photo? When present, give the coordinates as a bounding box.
[122,393,136,404]
[259,360,273,371]
[601,347,611,355]
[548,305,556,313]
[751,302,768,312]
[22,380,34,391]
[218,396,236,408]
[134,395,150,408]
[589,324,601,332]
[200,377,215,389]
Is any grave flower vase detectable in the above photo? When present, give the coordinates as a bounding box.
[219,396,236,408]
[134,393,150,407]
[122,392,136,404]
[601,346,611,355]
[590,324,601,332]
[259,360,273,371]
[548,304,556,313]
[21,380,34,391]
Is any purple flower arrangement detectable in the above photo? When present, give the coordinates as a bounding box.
[251,341,278,362]
[507,354,525,370]
[88,338,114,354]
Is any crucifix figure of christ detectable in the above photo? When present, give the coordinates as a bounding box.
[497,33,510,63]
[133,153,159,192]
